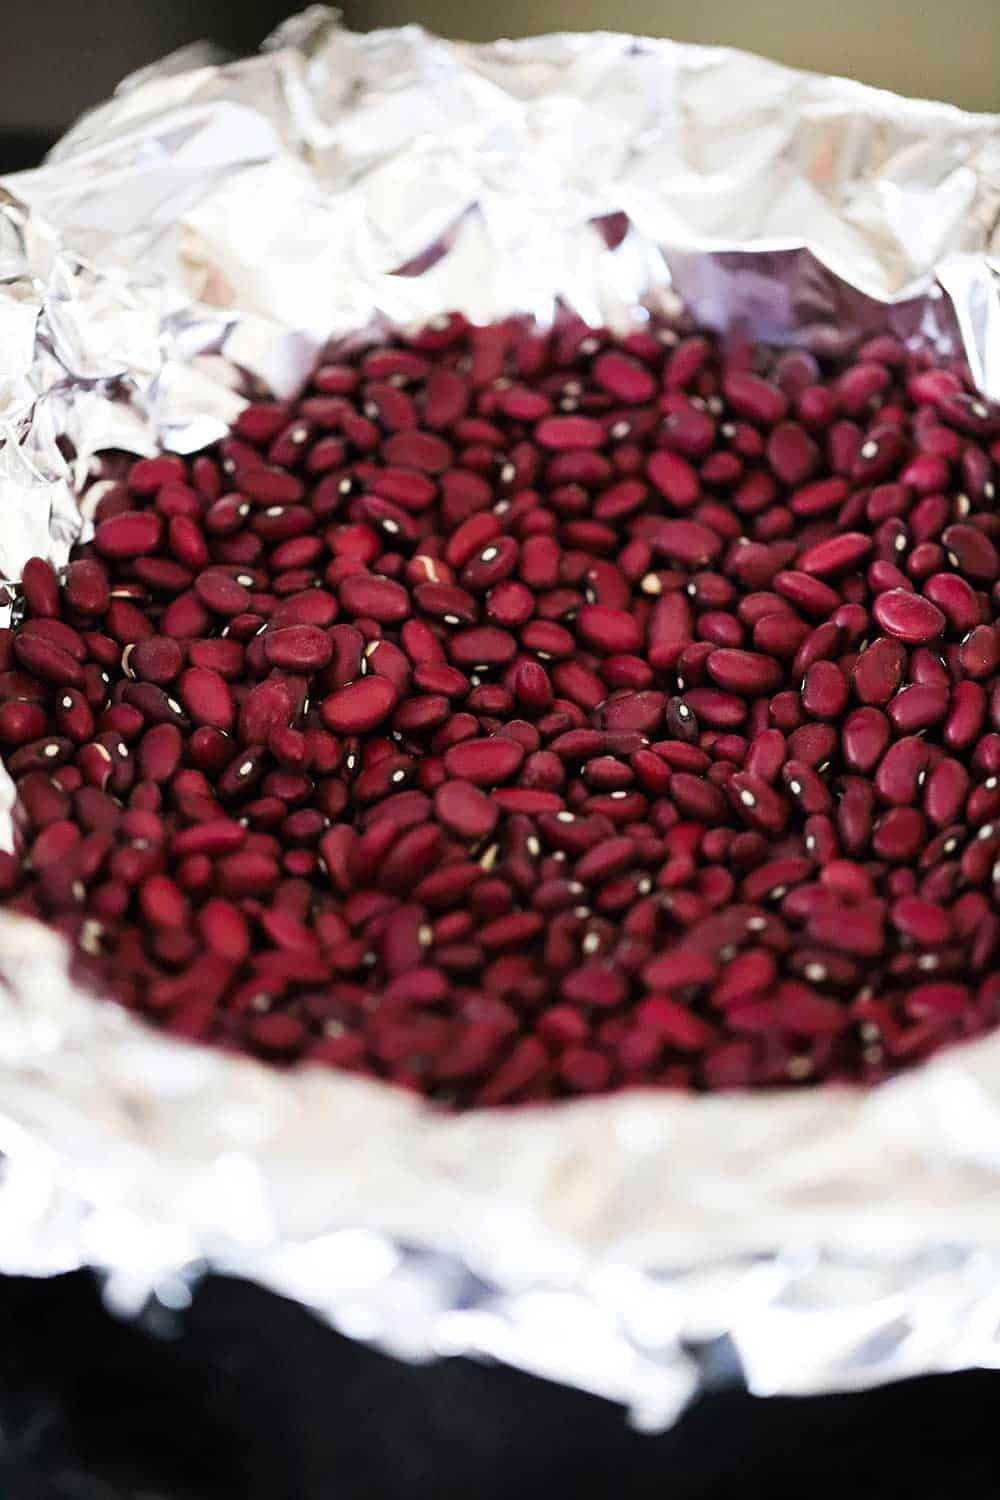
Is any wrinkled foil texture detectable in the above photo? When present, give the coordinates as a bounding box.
[1,9,1000,1427]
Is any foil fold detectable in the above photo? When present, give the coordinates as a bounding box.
[1,10,1000,1424]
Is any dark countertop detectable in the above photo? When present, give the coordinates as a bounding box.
[1,1268,999,1499]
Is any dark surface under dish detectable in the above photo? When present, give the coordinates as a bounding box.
[0,1268,998,1499]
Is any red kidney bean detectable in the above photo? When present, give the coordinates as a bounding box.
[923,758,969,827]
[705,648,782,696]
[94,510,163,559]
[535,415,605,450]
[873,807,927,861]
[923,572,979,631]
[593,352,656,404]
[876,736,930,806]
[432,779,498,840]
[340,573,410,623]
[139,873,189,929]
[646,518,721,566]
[106,599,156,644]
[64,559,111,616]
[263,625,333,672]
[443,737,524,785]
[646,448,700,508]
[18,622,86,665]
[128,637,183,685]
[22,558,61,618]
[781,761,831,816]
[765,421,820,485]
[787,721,836,767]
[887,682,950,733]
[138,723,183,783]
[728,772,788,833]
[959,625,1000,678]
[215,851,280,897]
[797,532,872,577]
[193,569,250,617]
[842,707,890,774]
[873,589,945,643]
[945,680,987,750]
[722,371,787,426]
[13,635,84,688]
[0,700,48,746]
[801,661,849,720]
[177,667,234,732]
[320,677,397,734]
[852,637,906,706]
[942,523,999,581]
[909,648,950,689]
[449,626,517,669]
[647,592,693,671]
[773,570,840,619]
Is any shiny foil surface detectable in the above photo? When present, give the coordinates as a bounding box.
[1,9,1000,1426]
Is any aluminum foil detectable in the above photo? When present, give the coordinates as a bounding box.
[2,9,1000,1428]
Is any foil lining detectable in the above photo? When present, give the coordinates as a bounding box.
[1,9,1000,1426]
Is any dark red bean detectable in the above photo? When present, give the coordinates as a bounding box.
[140,873,189,929]
[723,371,787,425]
[94,511,163,559]
[923,758,969,828]
[852,637,906,706]
[535,415,605,450]
[766,422,820,486]
[340,574,410,623]
[321,677,397,734]
[20,618,86,661]
[576,605,641,655]
[959,625,1000,679]
[433,779,498,840]
[942,523,999,582]
[138,723,183,783]
[130,636,184,684]
[0,700,47,746]
[177,667,234,732]
[64,559,111,616]
[887,682,950,733]
[646,519,721,566]
[945,681,986,750]
[22,558,61,618]
[797,532,872,576]
[216,852,280,897]
[263,625,333,671]
[876,736,930,806]
[13,634,84,688]
[873,589,945,644]
[443,737,524,786]
[924,572,979,632]
[842,707,890,774]
[705,649,782,696]
[194,569,251,616]
[801,661,849,720]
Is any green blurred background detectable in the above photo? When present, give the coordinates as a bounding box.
[341,0,1000,112]
[0,0,997,168]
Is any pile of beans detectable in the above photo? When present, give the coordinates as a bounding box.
[1,312,1000,1105]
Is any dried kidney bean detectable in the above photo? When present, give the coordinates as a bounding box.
[3,313,1000,1104]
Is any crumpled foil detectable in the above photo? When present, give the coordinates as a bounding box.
[2,8,1000,1429]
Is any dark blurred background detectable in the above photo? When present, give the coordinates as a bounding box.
[1,0,998,172]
